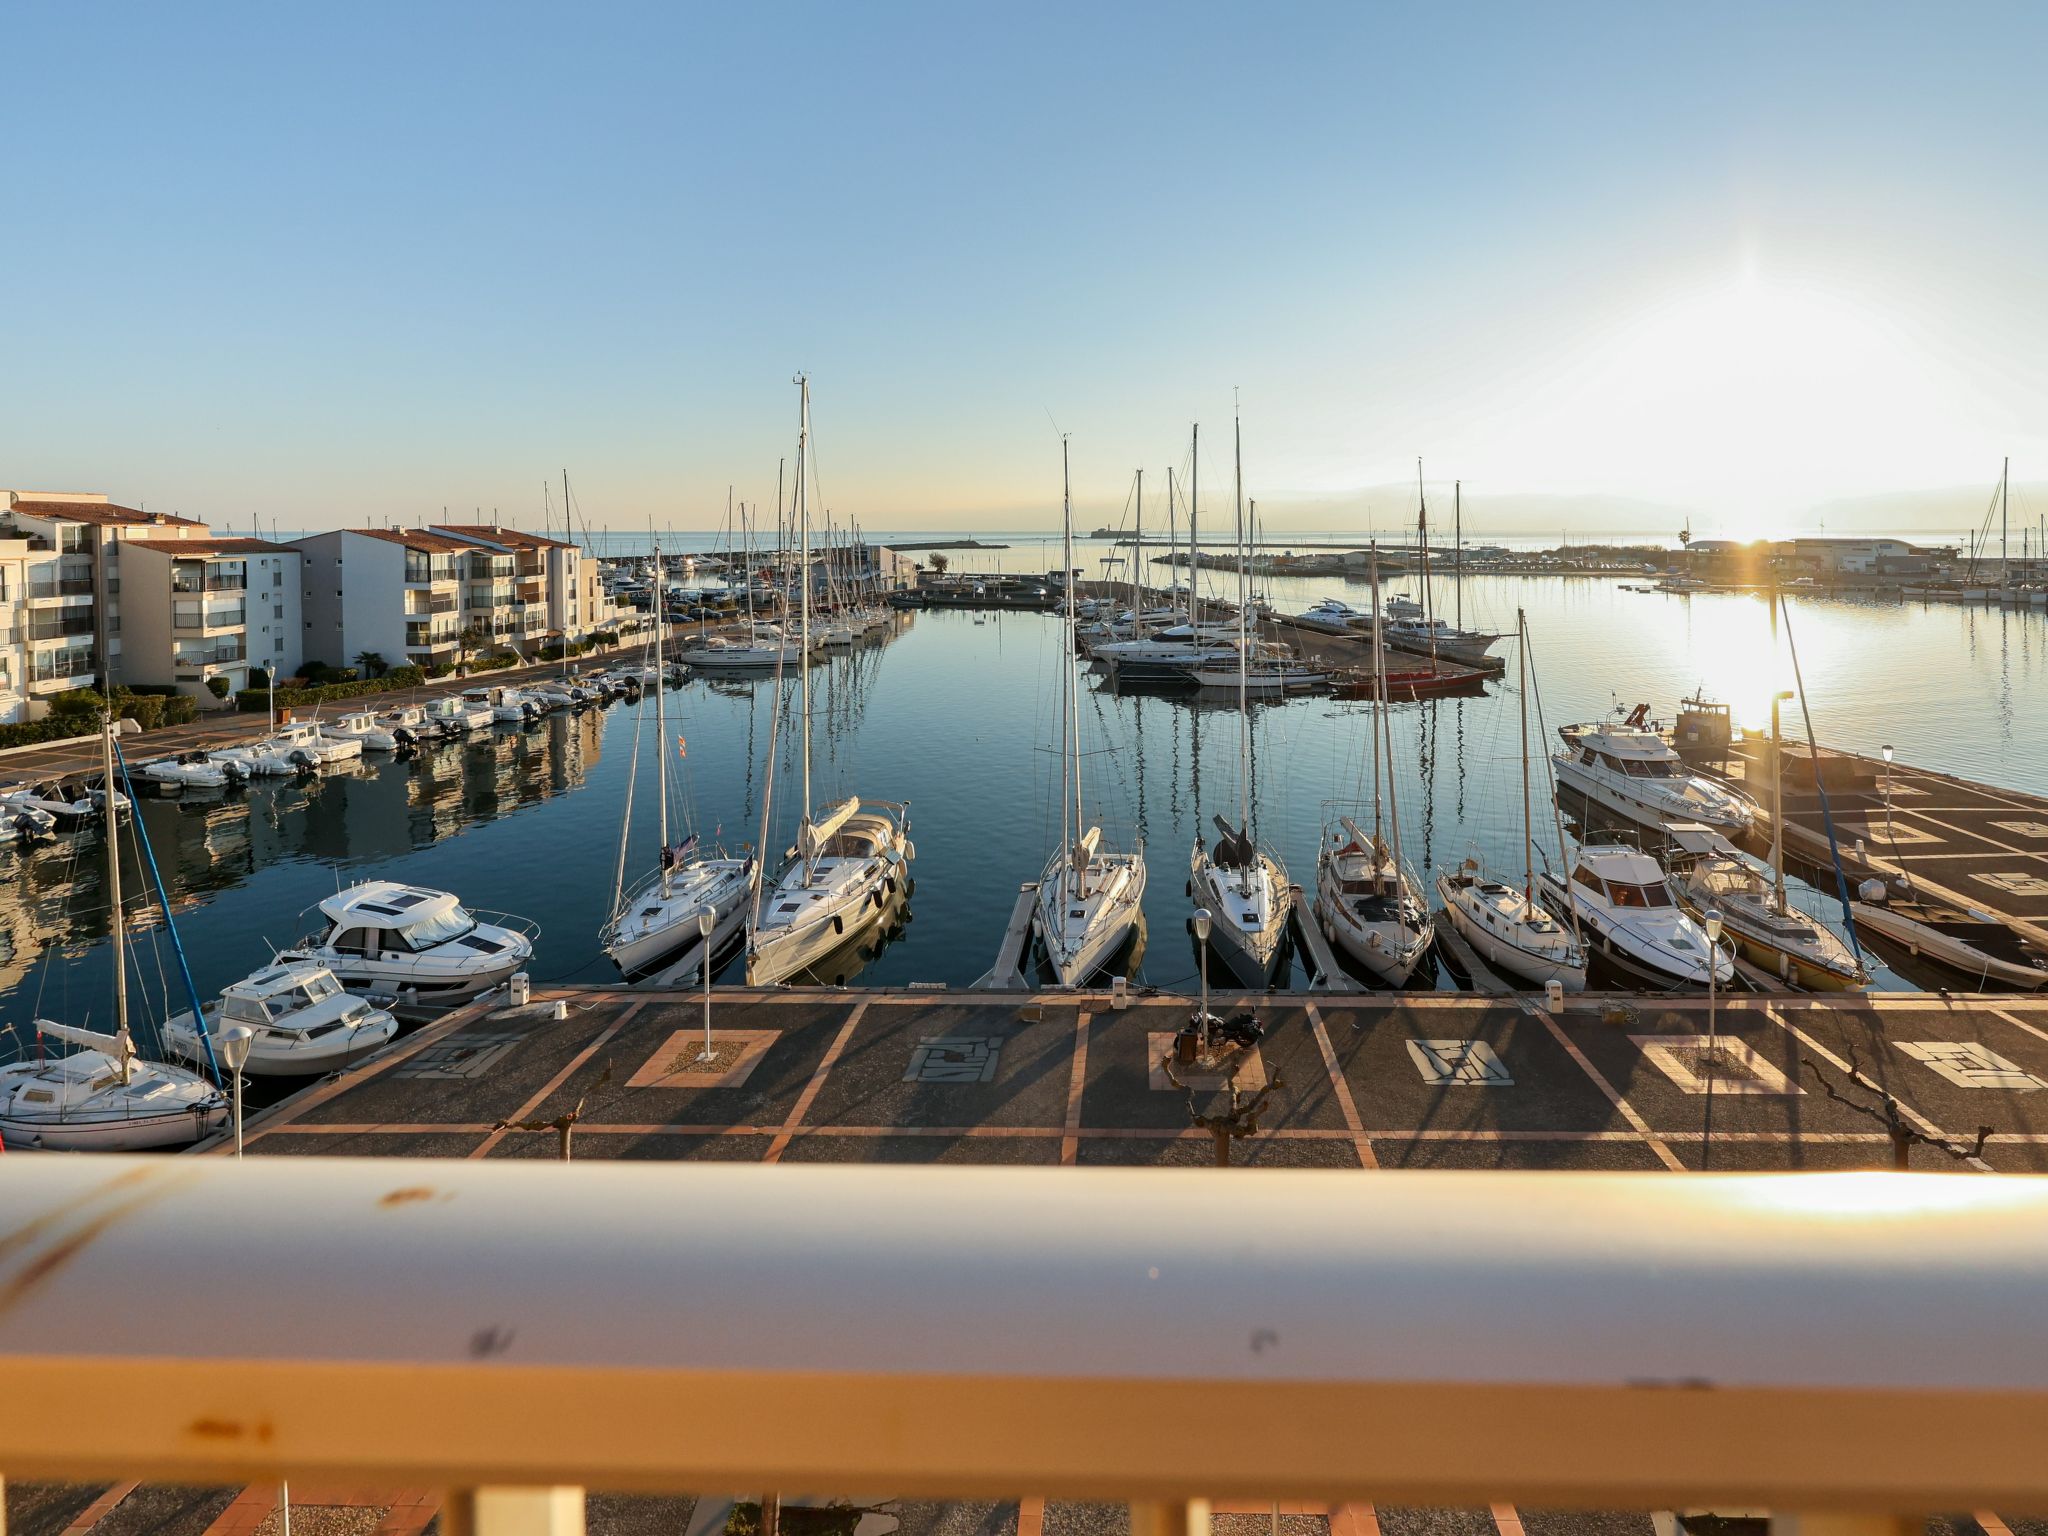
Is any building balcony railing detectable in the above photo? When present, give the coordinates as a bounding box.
[406,624,462,649]
[173,641,246,669]
[405,594,460,616]
[0,1159,2043,1529]
[27,577,95,600]
[28,613,95,642]
[29,648,98,683]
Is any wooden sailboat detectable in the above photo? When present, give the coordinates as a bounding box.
[1035,438,1147,986]
[1315,546,1433,985]
[0,715,229,1150]
[1189,410,1291,987]
[1438,608,1588,990]
[747,376,914,986]
[602,531,755,981]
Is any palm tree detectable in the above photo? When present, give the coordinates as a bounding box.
[455,625,483,676]
[354,651,388,679]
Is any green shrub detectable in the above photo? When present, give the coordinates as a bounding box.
[0,717,97,750]
[49,688,105,717]
[425,662,455,678]
[248,667,270,690]
[119,694,167,732]
[590,629,619,647]
[205,676,231,700]
[163,695,199,727]
[249,665,430,711]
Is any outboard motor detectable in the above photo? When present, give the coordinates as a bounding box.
[393,726,417,747]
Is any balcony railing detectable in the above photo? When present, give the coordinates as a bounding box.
[0,1159,2044,1528]
[174,640,246,668]
[26,576,94,600]
[406,624,462,649]
[29,648,98,683]
[28,612,95,642]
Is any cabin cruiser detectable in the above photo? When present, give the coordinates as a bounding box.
[1314,818,1432,986]
[425,694,493,733]
[141,751,238,789]
[164,961,400,1075]
[1851,885,2048,990]
[1092,635,1238,682]
[263,721,363,766]
[1437,858,1587,991]
[323,710,404,750]
[0,1022,227,1150]
[1189,654,1327,694]
[1294,597,1369,635]
[279,881,538,1010]
[378,703,439,743]
[1534,846,1732,988]
[1665,824,1866,990]
[1553,707,1759,837]
[748,798,914,985]
[1036,829,1146,987]
[1379,612,1506,669]
[464,686,544,724]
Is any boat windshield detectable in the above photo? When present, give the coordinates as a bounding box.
[294,972,344,1007]
[406,906,478,947]
[1606,881,1675,909]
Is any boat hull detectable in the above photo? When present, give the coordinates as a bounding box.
[1436,875,1586,991]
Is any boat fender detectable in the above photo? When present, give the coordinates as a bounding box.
[884,876,896,895]
[833,914,844,936]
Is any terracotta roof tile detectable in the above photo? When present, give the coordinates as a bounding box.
[123,537,296,556]
[7,500,205,528]
[432,524,576,551]
[337,527,478,554]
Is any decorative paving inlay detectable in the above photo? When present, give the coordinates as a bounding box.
[393,1032,528,1080]
[1971,871,2048,898]
[1406,1039,1514,1086]
[1896,1040,2046,1090]
[1633,1034,1802,1095]
[626,1028,780,1089]
[903,1036,1004,1083]
[1989,820,2048,839]
[1146,1031,1267,1092]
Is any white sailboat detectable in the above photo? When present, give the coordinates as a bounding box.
[602,533,755,980]
[1315,546,1433,985]
[1189,411,1291,987]
[748,376,914,986]
[1437,609,1588,990]
[1035,439,1147,987]
[0,715,229,1150]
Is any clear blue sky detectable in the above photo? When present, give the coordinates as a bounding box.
[5,2,2046,537]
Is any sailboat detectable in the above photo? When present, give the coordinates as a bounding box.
[1666,585,1866,990]
[1376,461,1504,670]
[0,714,229,1150]
[1035,439,1147,987]
[1437,609,1588,990]
[747,376,915,986]
[1188,411,1292,987]
[601,532,755,980]
[1315,545,1433,985]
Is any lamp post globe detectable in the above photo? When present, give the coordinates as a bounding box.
[220,1025,254,1160]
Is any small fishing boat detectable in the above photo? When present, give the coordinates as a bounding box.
[323,709,404,750]
[141,751,237,789]
[424,694,493,733]
[262,721,362,766]
[163,961,400,1076]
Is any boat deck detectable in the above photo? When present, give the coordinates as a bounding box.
[215,983,2048,1173]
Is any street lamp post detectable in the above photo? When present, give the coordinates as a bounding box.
[219,1025,254,1159]
[696,906,717,1063]
[1881,743,1897,881]
[1193,908,1213,1052]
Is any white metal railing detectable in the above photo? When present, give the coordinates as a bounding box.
[1,1160,2046,1520]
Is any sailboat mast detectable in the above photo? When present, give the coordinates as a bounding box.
[1166,467,1178,628]
[1370,547,1385,848]
[1189,425,1200,629]
[1518,606,1533,905]
[1132,468,1142,624]
[654,529,671,894]
[1770,585,1787,913]
[796,377,814,873]
[561,470,573,682]
[1233,410,1249,843]
[102,712,130,1080]
[1454,480,1462,630]
[2002,455,2010,587]
[1060,439,1080,904]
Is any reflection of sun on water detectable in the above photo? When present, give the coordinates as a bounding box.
[1682,595,1796,737]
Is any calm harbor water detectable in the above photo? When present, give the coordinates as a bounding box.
[5,564,2046,1056]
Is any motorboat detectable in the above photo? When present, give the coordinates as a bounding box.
[1092,635,1238,682]
[207,743,302,778]
[1850,887,2047,990]
[424,694,493,733]
[0,778,124,830]
[377,703,438,743]
[464,686,543,724]
[1316,818,1433,986]
[0,794,57,841]
[279,880,538,1011]
[263,721,363,766]
[1666,824,1866,990]
[323,710,404,750]
[163,961,400,1076]
[1294,597,1369,635]
[1553,705,1759,837]
[1535,845,1732,988]
[0,1022,228,1150]
[1437,860,1587,991]
[141,751,237,789]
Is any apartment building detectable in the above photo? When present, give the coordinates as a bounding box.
[0,491,213,711]
[428,525,601,645]
[118,537,303,703]
[292,528,474,673]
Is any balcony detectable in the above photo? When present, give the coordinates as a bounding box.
[29,647,98,684]
[26,576,95,601]
[173,640,246,670]
[28,612,95,642]
[0,1159,2041,1528]
[406,593,460,617]
[406,624,462,650]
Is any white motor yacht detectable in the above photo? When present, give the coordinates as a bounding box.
[1316,820,1433,986]
[1553,709,1758,837]
[1535,846,1732,988]
[323,710,403,751]
[0,1022,228,1150]
[424,694,493,733]
[279,881,537,1011]
[1294,597,1369,635]
[164,961,400,1076]
[263,721,363,766]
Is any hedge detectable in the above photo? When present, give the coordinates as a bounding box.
[0,718,97,751]
[232,665,426,713]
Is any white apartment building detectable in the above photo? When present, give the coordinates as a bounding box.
[118,537,303,704]
[0,491,213,712]
[0,534,33,724]
[430,524,598,645]
[292,528,474,673]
